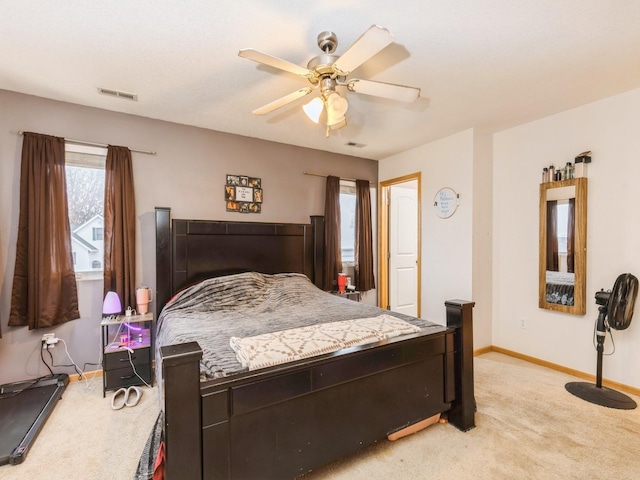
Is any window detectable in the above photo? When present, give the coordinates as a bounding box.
[65,144,107,278]
[92,227,103,241]
[339,181,356,264]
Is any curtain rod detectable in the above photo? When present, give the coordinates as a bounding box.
[17,130,156,155]
[303,171,357,182]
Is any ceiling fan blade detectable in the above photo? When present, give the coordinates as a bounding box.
[332,25,395,75]
[252,87,313,115]
[238,49,313,78]
[346,78,421,102]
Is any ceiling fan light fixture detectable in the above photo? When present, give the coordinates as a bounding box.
[240,25,420,135]
[326,92,348,118]
[328,116,347,130]
[326,92,349,131]
[303,96,324,123]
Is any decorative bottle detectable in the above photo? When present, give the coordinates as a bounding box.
[565,162,573,180]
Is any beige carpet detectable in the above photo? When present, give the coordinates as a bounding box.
[303,352,640,480]
[1,352,639,479]
[0,374,159,480]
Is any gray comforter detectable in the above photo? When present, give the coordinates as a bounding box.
[156,272,441,379]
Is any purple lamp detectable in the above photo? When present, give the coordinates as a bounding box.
[103,291,122,319]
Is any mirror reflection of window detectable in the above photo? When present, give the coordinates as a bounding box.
[556,200,569,255]
[539,178,587,315]
[545,198,576,306]
[556,200,569,271]
[545,187,575,274]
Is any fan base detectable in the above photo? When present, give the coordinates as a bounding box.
[565,381,637,410]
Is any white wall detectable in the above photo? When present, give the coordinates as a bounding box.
[493,87,640,389]
[472,130,493,348]
[0,90,377,385]
[379,129,493,347]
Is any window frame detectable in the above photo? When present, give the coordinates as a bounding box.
[65,143,107,281]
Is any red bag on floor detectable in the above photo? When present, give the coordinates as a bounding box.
[153,441,165,480]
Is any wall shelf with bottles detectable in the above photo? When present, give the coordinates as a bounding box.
[541,151,591,184]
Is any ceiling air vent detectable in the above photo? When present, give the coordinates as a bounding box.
[97,87,138,101]
[345,141,366,148]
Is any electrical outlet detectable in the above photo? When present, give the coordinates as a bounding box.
[519,318,526,329]
[41,333,58,348]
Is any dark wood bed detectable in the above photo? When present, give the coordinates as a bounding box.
[154,207,475,480]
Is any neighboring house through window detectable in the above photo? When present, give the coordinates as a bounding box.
[65,144,106,279]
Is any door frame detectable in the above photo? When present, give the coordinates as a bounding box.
[379,172,421,315]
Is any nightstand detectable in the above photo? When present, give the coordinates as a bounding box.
[101,312,154,397]
[331,291,361,302]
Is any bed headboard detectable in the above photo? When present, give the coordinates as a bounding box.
[155,207,325,310]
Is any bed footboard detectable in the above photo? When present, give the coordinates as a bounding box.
[160,342,203,479]
[160,300,474,480]
[445,299,476,431]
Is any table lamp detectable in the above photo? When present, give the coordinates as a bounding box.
[103,291,122,320]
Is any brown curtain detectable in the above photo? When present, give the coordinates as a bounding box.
[103,146,136,310]
[355,179,375,291]
[9,132,80,329]
[566,198,575,273]
[323,175,342,291]
[546,200,559,271]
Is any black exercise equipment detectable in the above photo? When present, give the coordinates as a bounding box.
[0,374,69,465]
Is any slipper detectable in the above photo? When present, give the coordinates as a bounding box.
[125,386,142,407]
[111,388,127,410]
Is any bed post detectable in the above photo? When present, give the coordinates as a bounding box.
[155,207,172,312]
[310,215,324,289]
[445,299,476,432]
[161,342,203,480]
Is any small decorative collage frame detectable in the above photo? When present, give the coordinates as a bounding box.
[225,174,263,214]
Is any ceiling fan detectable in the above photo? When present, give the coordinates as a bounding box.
[238,25,421,136]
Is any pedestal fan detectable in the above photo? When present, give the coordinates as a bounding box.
[566,273,639,409]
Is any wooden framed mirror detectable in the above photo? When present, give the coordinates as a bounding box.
[539,177,588,314]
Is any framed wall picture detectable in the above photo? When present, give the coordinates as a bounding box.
[226,174,240,185]
[235,186,253,202]
[225,174,263,213]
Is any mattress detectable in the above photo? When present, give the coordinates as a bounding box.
[155,272,441,381]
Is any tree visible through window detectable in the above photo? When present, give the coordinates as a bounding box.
[65,145,106,275]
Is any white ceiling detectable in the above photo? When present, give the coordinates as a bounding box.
[1,1,639,160]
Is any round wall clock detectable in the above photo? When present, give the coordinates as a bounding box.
[433,187,458,219]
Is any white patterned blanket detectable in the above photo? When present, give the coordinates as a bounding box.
[230,314,421,370]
